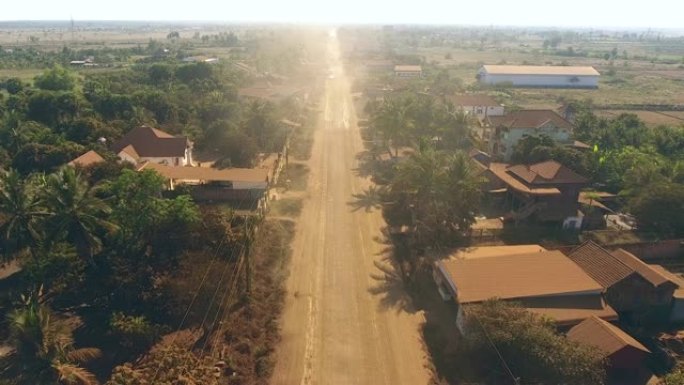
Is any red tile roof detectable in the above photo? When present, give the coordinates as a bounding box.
[487,162,563,196]
[567,316,650,357]
[487,109,573,130]
[507,160,588,185]
[112,126,188,158]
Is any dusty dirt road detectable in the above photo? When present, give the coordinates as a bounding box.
[271,31,430,385]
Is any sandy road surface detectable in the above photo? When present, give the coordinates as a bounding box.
[271,31,430,385]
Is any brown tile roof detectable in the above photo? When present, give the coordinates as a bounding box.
[649,265,684,288]
[568,241,676,289]
[487,163,561,196]
[520,295,618,326]
[487,109,573,130]
[394,65,422,72]
[438,250,603,304]
[567,316,650,357]
[139,162,269,184]
[482,65,600,76]
[112,126,188,158]
[450,94,500,107]
[68,150,105,168]
[507,160,588,185]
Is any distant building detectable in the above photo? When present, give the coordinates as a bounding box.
[394,65,422,78]
[112,125,193,167]
[182,56,219,64]
[478,65,600,88]
[449,94,504,119]
[485,109,573,160]
[432,246,617,333]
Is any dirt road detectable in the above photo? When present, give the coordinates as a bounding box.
[271,31,430,385]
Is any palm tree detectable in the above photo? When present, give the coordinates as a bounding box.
[42,168,115,262]
[0,169,46,261]
[373,96,414,158]
[1,288,101,385]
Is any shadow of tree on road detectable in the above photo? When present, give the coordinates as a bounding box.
[347,186,384,213]
[368,260,417,314]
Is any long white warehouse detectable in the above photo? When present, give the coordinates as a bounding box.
[478,65,600,88]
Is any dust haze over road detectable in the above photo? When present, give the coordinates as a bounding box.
[272,30,430,385]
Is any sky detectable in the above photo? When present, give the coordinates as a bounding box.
[2,0,683,29]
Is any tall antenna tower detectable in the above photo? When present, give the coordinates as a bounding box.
[70,15,75,43]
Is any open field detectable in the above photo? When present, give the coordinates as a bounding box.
[596,109,684,126]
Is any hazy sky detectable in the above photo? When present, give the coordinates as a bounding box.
[2,0,683,29]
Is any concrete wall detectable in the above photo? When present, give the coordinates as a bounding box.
[480,73,599,88]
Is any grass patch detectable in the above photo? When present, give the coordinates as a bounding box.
[277,163,309,192]
[270,198,303,218]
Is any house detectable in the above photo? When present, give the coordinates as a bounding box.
[68,150,105,168]
[567,316,650,372]
[484,109,573,160]
[648,265,684,322]
[568,241,679,318]
[433,246,618,334]
[478,65,600,88]
[449,94,504,119]
[112,126,193,167]
[138,162,270,212]
[394,65,422,78]
[485,160,588,226]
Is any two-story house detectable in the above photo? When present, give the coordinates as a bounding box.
[485,160,588,227]
[485,109,573,161]
[112,125,193,166]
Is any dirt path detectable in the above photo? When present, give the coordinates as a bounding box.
[271,30,430,385]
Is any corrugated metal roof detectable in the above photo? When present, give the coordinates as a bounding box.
[482,65,600,76]
[139,162,269,184]
[440,250,603,304]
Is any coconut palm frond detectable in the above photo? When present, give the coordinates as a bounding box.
[66,348,102,364]
[53,363,99,385]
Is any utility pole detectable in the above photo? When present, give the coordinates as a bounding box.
[244,217,255,298]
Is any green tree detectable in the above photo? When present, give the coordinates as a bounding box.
[462,300,606,385]
[0,169,45,260]
[0,289,101,385]
[34,65,76,91]
[42,167,115,262]
[629,182,684,236]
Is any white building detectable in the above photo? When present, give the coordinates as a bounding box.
[478,65,600,88]
[450,94,504,119]
[394,65,422,78]
[485,110,573,161]
[112,125,193,166]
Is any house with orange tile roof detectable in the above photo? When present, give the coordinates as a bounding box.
[484,160,588,226]
[112,125,193,167]
[484,109,573,160]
